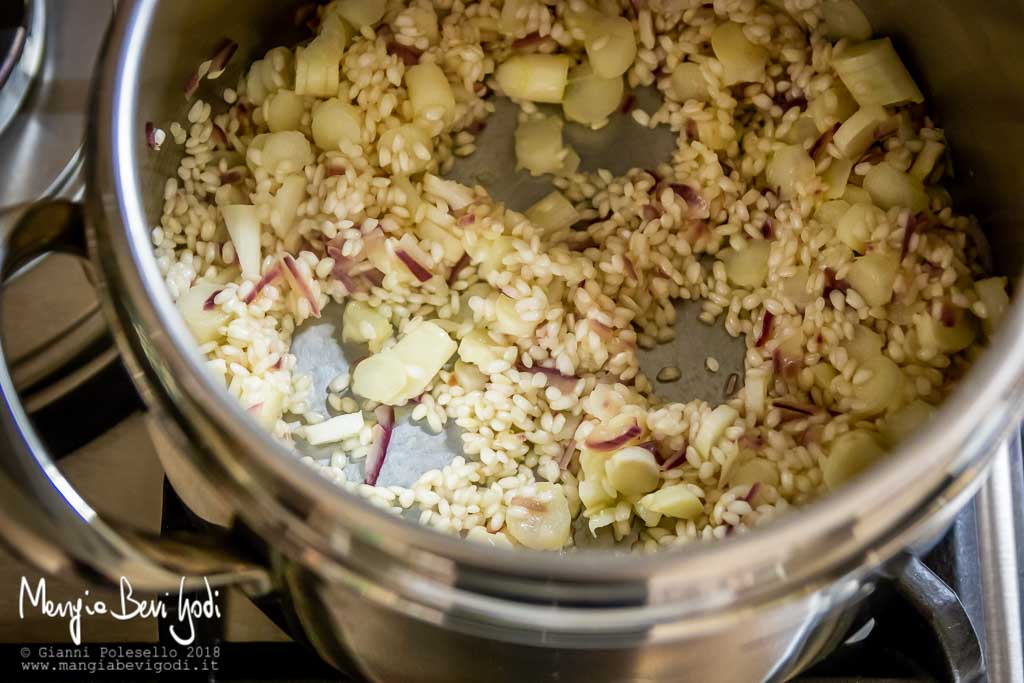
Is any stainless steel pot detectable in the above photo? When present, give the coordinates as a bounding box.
[1,1,1022,680]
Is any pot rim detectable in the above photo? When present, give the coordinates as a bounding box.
[88,0,1024,606]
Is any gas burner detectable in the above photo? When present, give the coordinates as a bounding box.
[0,0,43,138]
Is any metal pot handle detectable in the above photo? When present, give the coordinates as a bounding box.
[0,200,271,596]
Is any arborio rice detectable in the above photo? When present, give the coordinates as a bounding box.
[152,0,1010,552]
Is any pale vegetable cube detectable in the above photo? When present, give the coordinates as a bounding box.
[251,387,285,432]
[578,477,615,511]
[506,483,571,550]
[221,205,262,280]
[846,324,883,363]
[391,176,423,212]
[638,486,703,520]
[496,54,572,103]
[331,0,386,27]
[423,173,475,211]
[852,355,903,416]
[453,360,488,392]
[303,412,365,446]
[721,240,771,289]
[270,175,306,239]
[515,116,567,176]
[835,202,875,253]
[405,63,456,124]
[833,38,924,107]
[352,350,408,404]
[455,283,493,325]
[494,294,537,337]
[264,90,305,132]
[842,184,873,205]
[605,446,660,495]
[975,277,1010,337]
[880,400,935,446]
[766,145,815,199]
[584,16,637,79]
[252,131,314,175]
[810,363,838,392]
[466,527,514,548]
[808,84,858,132]
[417,220,464,265]
[562,63,624,125]
[834,105,889,160]
[909,139,945,182]
[466,235,515,277]
[499,0,533,36]
[526,191,579,234]
[177,280,229,344]
[378,124,434,174]
[696,119,730,151]
[816,199,852,227]
[846,252,898,307]
[711,22,768,85]
[726,457,780,488]
[822,0,872,42]
[915,310,977,353]
[670,61,709,102]
[823,429,885,490]
[695,404,738,457]
[580,448,613,481]
[342,301,392,344]
[558,147,582,176]
[458,329,503,368]
[391,321,458,400]
[744,369,769,418]
[864,162,929,212]
[294,16,346,98]
[784,117,822,147]
[312,98,363,151]
[840,160,875,204]
[781,266,815,308]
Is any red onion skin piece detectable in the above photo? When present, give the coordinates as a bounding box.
[145,122,158,150]
[660,446,687,471]
[619,92,637,114]
[742,482,762,504]
[810,122,840,162]
[209,39,239,75]
[773,400,818,417]
[755,311,774,348]
[396,249,433,283]
[622,256,638,282]
[244,266,282,304]
[282,255,322,317]
[516,362,579,393]
[447,252,471,286]
[511,32,546,49]
[365,406,395,485]
[387,42,422,66]
[203,289,224,311]
[558,414,584,470]
[584,421,642,452]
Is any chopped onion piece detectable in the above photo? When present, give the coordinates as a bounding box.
[458,329,504,368]
[864,162,929,212]
[221,205,262,280]
[909,139,945,182]
[975,277,1010,337]
[834,105,889,160]
[342,301,392,344]
[177,280,229,344]
[562,62,624,125]
[583,16,637,79]
[423,173,474,210]
[406,63,456,124]
[846,252,898,307]
[721,241,771,289]
[352,350,408,403]
[585,418,642,452]
[823,429,885,490]
[391,321,458,401]
[915,309,977,353]
[637,485,703,521]
[270,175,306,239]
[605,446,660,495]
[670,61,709,102]
[332,0,386,28]
[880,400,935,446]
[378,124,433,174]
[250,131,314,175]
[264,90,305,133]
[515,116,569,176]
[846,324,883,363]
[766,144,815,199]
[453,360,488,392]
[304,412,365,446]
[727,457,780,488]
[364,405,395,486]
[745,369,769,418]
[294,15,346,98]
[711,22,768,85]
[506,483,571,550]
[808,84,858,132]
[312,98,363,151]
[494,294,538,336]
[282,254,321,317]
[694,404,738,457]
[833,38,924,108]
[526,191,579,235]
[852,355,903,416]
[822,0,872,42]
[835,202,875,253]
[495,54,572,103]
[417,219,464,265]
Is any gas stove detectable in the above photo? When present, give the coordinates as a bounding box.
[0,2,1021,681]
